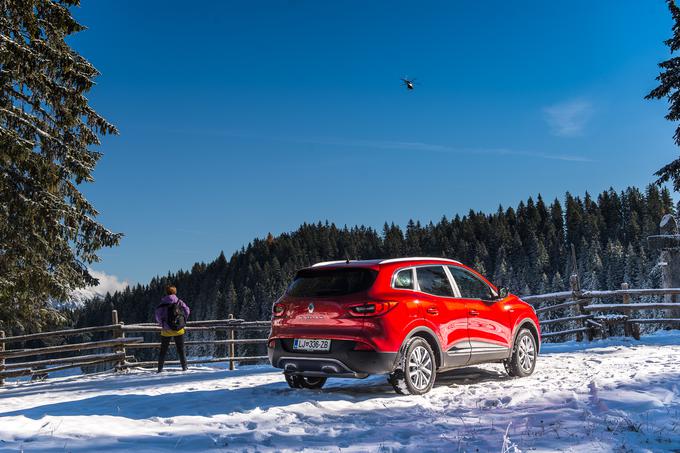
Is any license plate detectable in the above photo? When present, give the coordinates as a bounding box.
[293,338,331,352]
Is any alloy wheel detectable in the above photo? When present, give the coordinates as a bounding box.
[408,345,433,390]
[517,334,535,373]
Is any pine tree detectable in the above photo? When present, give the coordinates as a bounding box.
[0,1,120,333]
[646,0,680,191]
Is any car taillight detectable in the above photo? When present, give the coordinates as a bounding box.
[273,303,285,317]
[349,301,398,317]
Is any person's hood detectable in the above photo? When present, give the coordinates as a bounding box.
[160,294,179,305]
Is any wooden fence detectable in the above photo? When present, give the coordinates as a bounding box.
[0,310,270,386]
[2,282,680,386]
[524,276,680,341]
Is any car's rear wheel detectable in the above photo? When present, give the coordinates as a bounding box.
[505,328,537,377]
[389,337,436,395]
[284,373,327,389]
[285,373,302,388]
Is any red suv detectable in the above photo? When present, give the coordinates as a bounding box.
[268,257,540,395]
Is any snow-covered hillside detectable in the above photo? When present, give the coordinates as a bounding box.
[1,332,680,452]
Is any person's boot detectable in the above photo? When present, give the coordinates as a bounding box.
[176,338,188,371]
[158,337,170,373]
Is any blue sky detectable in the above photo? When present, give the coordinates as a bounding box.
[69,0,678,287]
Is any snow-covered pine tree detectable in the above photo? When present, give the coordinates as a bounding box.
[646,0,680,191]
[0,0,120,333]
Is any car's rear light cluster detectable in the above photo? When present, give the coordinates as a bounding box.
[348,301,398,317]
[273,303,285,317]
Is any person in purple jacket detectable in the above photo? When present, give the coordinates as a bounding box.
[155,285,191,372]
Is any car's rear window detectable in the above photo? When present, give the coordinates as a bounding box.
[287,268,378,297]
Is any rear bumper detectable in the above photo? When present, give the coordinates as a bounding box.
[268,339,398,378]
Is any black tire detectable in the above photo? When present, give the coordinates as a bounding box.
[389,337,436,395]
[285,373,303,388]
[505,328,537,378]
[285,373,327,389]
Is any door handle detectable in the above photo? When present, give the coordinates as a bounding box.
[426,307,439,315]
[469,309,480,316]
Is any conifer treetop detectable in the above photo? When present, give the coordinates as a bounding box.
[0,0,121,331]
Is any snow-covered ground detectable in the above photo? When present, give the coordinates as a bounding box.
[2,332,680,452]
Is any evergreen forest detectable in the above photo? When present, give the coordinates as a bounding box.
[71,185,676,355]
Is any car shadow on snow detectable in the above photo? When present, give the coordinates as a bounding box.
[435,366,510,386]
[1,366,511,421]
[322,365,510,395]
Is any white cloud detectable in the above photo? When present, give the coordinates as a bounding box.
[543,99,594,137]
[87,270,129,296]
[59,270,129,308]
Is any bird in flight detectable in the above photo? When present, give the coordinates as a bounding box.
[401,77,416,91]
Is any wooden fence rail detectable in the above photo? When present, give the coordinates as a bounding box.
[527,281,680,341]
[0,313,271,386]
[524,288,680,303]
[0,324,121,344]
[0,337,144,360]
[2,282,680,386]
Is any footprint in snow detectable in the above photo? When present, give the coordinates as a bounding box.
[246,422,257,431]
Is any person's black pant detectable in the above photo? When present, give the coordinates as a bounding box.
[158,334,187,372]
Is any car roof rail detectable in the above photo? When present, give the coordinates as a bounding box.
[311,257,462,268]
[378,257,462,265]
[311,260,349,267]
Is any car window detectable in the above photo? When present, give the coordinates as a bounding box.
[416,266,454,297]
[393,268,414,289]
[287,268,378,297]
[448,266,495,300]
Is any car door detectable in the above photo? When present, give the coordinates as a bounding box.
[447,266,512,364]
[415,265,470,367]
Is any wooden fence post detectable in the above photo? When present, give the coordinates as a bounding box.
[570,274,585,342]
[111,310,125,371]
[228,314,235,371]
[0,331,5,387]
[621,282,631,337]
[569,244,586,341]
[620,282,640,340]
[621,282,630,305]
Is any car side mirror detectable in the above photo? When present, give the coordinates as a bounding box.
[497,287,509,299]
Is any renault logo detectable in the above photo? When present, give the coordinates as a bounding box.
[308,303,315,313]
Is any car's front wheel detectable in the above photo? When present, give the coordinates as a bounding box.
[505,328,537,377]
[389,337,436,395]
[284,373,327,389]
